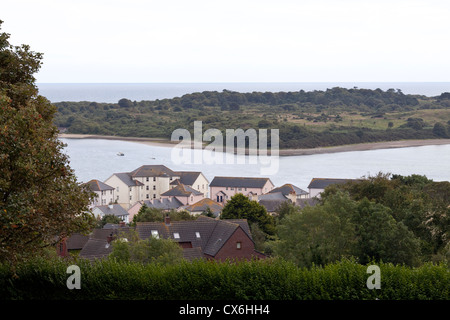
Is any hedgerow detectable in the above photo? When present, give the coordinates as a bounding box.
[0,257,448,300]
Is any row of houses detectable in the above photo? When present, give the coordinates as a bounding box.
[59,215,265,262]
[61,165,357,262]
[86,164,356,224]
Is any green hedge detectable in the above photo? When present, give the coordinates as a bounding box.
[0,258,448,300]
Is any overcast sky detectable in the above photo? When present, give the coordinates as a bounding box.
[2,0,450,83]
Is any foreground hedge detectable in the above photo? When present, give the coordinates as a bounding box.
[0,258,448,300]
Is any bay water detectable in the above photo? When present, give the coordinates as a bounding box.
[61,138,450,190]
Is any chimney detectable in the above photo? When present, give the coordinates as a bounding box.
[107,232,114,243]
[165,215,171,225]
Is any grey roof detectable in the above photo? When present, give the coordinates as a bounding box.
[172,171,206,186]
[307,178,357,189]
[130,165,177,178]
[210,176,273,188]
[66,233,89,250]
[269,184,308,196]
[85,179,115,191]
[161,183,203,197]
[94,204,129,217]
[79,238,112,260]
[182,247,204,261]
[258,199,290,212]
[182,198,223,217]
[296,198,319,208]
[136,216,253,258]
[143,198,184,210]
[114,172,144,187]
[258,192,287,201]
[80,226,133,260]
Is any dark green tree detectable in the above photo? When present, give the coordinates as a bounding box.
[0,21,96,265]
[220,193,275,236]
[433,122,448,137]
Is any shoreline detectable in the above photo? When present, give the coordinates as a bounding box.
[58,134,450,156]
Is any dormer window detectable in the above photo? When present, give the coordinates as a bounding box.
[151,230,159,239]
[195,232,200,238]
[173,233,180,239]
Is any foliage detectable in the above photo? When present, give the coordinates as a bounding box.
[319,173,450,264]
[109,230,183,265]
[0,256,448,300]
[220,193,275,236]
[53,86,450,149]
[130,205,195,226]
[96,214,122,229]
[0,21,96,265]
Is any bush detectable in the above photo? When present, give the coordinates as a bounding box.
[0,257,448,300]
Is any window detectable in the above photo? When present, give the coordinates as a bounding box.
[146,194,149,199]
[173,233,180,239]
[236,242,242,249]
[238,188,242,191]
[151,230,159,239]
[153,194,156,199]
[146,186,149,190]
[153,177,156,182]
[195,232,201,238]
[117,187,119,192]
[146,177,149,182]
[153,185,156,190]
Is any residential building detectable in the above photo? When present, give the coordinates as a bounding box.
[92,204,130,223]
[182,198,223,217]
[56,233,89,257]
[127,198,184,222]
[104,172,145,209]
[171,171,210,198]
[307,178,358,198]
[136,216,265,261]
[160,181,204,206]
[85,179,115,208]
[209,176,274,204]
[268,183,309,200]
[105,165,181,209]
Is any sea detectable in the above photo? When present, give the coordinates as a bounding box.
[37,82,450,189]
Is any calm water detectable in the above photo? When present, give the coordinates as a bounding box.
[38,82,450,103]
[61,138,450,190]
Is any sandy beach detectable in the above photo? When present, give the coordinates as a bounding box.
[58,134,450,156]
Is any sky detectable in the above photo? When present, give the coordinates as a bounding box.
[2,0,450,83]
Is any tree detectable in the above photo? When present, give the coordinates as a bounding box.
[220,193,275,236]
[433,122,448,138]
[0,21,96,265]
[109,230,183,265]
[118,98,133,108]
[274,192,357,267]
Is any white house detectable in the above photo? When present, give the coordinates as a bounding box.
[171,171,210,198]
[85,179,115,208]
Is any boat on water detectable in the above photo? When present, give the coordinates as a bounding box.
[117,152,124,156]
